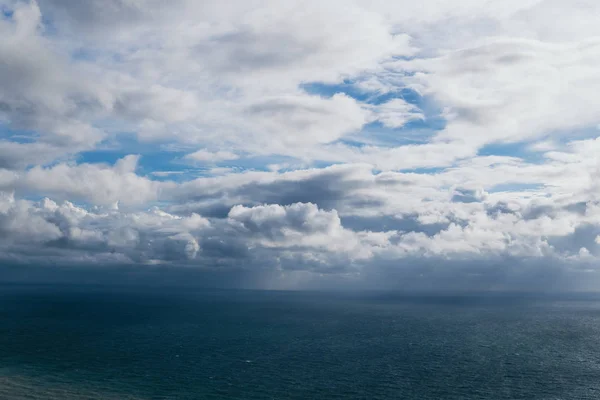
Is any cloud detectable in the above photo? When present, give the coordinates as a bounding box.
[451,187,488,204]
[0,1,108,156]
[18,155,169,207]
[0,193,210,265]
[242,93,370,149]
[1,0,600,291]
[399,38,600,148]
[4,188,600,291]
[369,98,423,129]
[185,150,239,164]
[225,202,393,261]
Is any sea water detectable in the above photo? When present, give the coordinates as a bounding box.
[1,284,600,399]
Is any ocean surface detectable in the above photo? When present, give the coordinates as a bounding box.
[2,285,600,399]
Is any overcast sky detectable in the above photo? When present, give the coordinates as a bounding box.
[1,0,600,290]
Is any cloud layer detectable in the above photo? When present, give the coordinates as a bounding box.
[1,0,600,290]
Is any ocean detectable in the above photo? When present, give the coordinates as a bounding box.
[1,284,600,399]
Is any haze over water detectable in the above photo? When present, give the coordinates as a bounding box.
[2,284,600,399]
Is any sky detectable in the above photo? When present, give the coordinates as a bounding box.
[1,0,600,291]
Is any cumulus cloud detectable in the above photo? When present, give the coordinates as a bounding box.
[1,0,600,290]
[0,193,210,265]
[17,155,169,206]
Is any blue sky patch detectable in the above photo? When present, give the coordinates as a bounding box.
[302,82,424,107]
[488,183,544,193]
[399,166,447,174]
[478,142,546,164]
[0,124,39,143]
[1,7,13,19]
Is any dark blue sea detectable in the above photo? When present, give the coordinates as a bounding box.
[2,285,600,399]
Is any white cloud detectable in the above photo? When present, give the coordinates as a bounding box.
[243,93,370,149]
[0,1,108,154]
[369,98,423,129]
[18,155,169,206]
[398,38,600,147]
[226,202,384,260]
[1,0,600,290]
[0,193,210,264]
[185,150,239,164]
